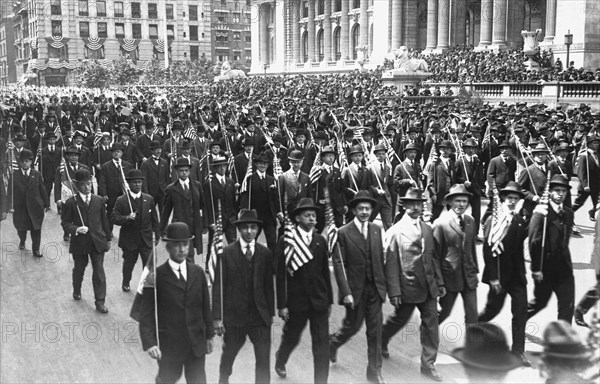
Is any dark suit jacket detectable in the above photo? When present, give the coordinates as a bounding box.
[529,204,573,274]
[385,217,444,303]
[234,152,253,184]
[140,262,214,360]
[141,157,170,203]
[74,145,92,168]
[518,164,548,215]
[367,162,393,207]
[428,158,454,205]
[98,160,133,204]
[314,166,346,212]
[342,164,368,201]
[160,179,204,253]
[121,141,143,167]
[487,155,517,192]
[92,146,113,170]
[279,170,312,213]
[454,155,484,196]
[240,173,280,224]
[212,242,274,326]
[276,232,333,312]
[432,211,479,292]
[136,134,161,159]
[393,160,421,199]
[41,147,62,182]
[170,156,202,182]
[203,175,238,227]
[10,170,49,231]
[111,192,159,250]
[577,150,600,191]
[333,221,386,305]
[265,147,289,175]
[54,163,90,203]
[61,193,110,254]
[482,214,528,286]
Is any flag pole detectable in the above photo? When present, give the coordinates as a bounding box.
[152,232,160,352]
[118,163,134,213]
[217,199,223,328]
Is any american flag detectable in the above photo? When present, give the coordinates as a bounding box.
[240,148,253,193]
[309,148,323,184]
[54,124,61,137]
[93,129,104,146]
[284,211,314,274]
[487,180,510,256]
[207,201,224,286]
[324,188,338,255]
[336,139,348,174]
[183,125,197,140]
[6,142,18,173]
[130,234,156,321]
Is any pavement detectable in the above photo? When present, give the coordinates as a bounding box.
[0,185,597,383]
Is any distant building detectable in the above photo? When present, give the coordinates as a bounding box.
[0,14,17,85]
[210,0,252,71]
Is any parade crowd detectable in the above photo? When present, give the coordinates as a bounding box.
[1,68,599,384]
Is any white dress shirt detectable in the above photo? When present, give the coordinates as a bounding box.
[168,258,187,281]
[239,238,256,256]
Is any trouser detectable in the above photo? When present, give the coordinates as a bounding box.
[381,297,439,370]
[370,200,392,230]
[528,272,575,323]
[573,187,599,218]
[17,229,41,252]
[478,283,527,353]
[481,198,493,225]
[72,250,106,305]
[122,247,151,286]
[219,323,271,384]
[316,204,345,233]
[258,220,277,251]
[431,204,445,222]
[469,194,481,235]
[576,274,600,314]
[205,222,237,269]
[156,352,206,384]
[438,288,478,325]
[276,305,329,384]
[330,282,382,380]
[43,180,54,201]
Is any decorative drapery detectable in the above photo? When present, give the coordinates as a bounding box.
[151,38,172,53]
[83,37,105,51]
[46,36,70,49]
[118,38,140,52]
[28,58,78,70]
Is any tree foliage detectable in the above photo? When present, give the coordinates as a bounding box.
[73,61,110,88]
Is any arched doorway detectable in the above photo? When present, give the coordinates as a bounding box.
[351,23,359,59]
[317,29,324,61]
[333,26,341,60]
[302,30,308,62]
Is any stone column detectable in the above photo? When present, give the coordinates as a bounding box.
[250,1,261,72]
[391,0,403,49]
[436,0,449,50]
[272,0,285,70]
[259,3,270,64]
[370,0,390,63]
[292,0,300,63]
[341,0,350,59]
[359,0,368,47]
[491,0,507,49]
[452,0,466,46]
[478,0,493,48]
[324,0,332,61]
[425,0,437,50]
[307,0,316,61]
[507,0,525,48]
[543,0,556,42]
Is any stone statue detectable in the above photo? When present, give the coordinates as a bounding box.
[214,60,247,82]
[391,46,429,73]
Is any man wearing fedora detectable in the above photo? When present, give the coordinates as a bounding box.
[92,133,113,172]
[313,146,346,231]
[279,149,312,215]
[72,130,92,169]
[119,126,144,167]
[451,323,523,383]
[527,174,575,323]
[139,222,214,384]
[573,134,600,222]
[454,138,484,238]
[342,145,368,222]
[478,181,530,366]
[290,129,316,175]
[329,190,387,384]
[161,122,184,163]
[111,169,160,292]
[98,142,133,240]
[265,133,289,175]
[428,140,455,221]
[518,143,551,219]
[40,131,61,201]
[240,153,282,251]
[234,138,255,184]
[10,149,50,258]
[141,141,170,213]
[381,187,445,381]
[274,198,332,384]
[393,143,423,221]
[483,141,517,224]
[212,209,274,384]
[161,157,204,262]
[171,140,202,182]
[61,168,110,313]
[366,144,394,230]
[433,184,479,326]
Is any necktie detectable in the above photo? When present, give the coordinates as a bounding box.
[362,222,368,240]
[50,145,54,152]
[183,182,189,192]
[178,266,186,283]
[85,195,90,206]
[557,207,565,217]
[459,215,465,231]
[245,244,253,261]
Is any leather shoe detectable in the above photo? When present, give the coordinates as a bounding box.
[63,234,70,242]
[95,304,109,314]
[122,284,130,292]
[33,251,43,258]
[367,374,386,384]
[519,352,531,367]
[18,243,25,250]
[589,211,596,222]
[275,362,287,378]
[420,367,443,382]
[329,342,338,363]
[73,292,81,300]
[381,343,389,359]
[575,309,589,328]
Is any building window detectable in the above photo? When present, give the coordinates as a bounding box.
[50,0,61,15]
[333,26,341,60]
[317,29,324,61]
[166,4,174,19]
[190,45,199,61]
[216,30,228,42]
[233,51,241,61]
[351,24,359,59]
[217,53,229,62]
[148,3,158,18]
[149,24,158,38]
[353,0,359,8]
[120,46,139,61]
[79,22,89,37]
[189,5,198,20]
[114,1,124,17]
[233,31,241,40]
[189,25,198,41]
[318,0,324,15]
[232,13,240,23]
[302,30,308,62]
[167,25,175,39]
[217,12,227,23]
[302,1,308,18]
[49,45,68,59]
[85,44,104,59]
[244,13,251,24]
[334,0,341,12]
[79,0,88,16]
[96,1,106,16]
[132,23,142,38]
[131,2,141,18]
[115,23,125,38]
[245,35,251,43]
[98,22,108,38]
[245,51,251,63]
[51,21,62,36]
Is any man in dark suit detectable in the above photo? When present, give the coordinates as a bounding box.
[141,141,170,213]
[111,169,160,292]
[527,175,575,323]
[203,156,238,247]
[265,134,289,176]
[342,145,368,222]
[10,149,49,258]
[233,138,255,184]
[61,169,110,313]
[482,141,517,223]
[382,188,446,382]
[329,191,387,384]
[98,143,133,239]
[478,181,531,367]
[274,198,333,383]
[136,124,160,159]
[160,157,204,262]
[72,131,92,169]
[40,132,62,201]
[518,143,550,219]
[91,133,113,173]
[139,222,214,384]
[366,144,394,230]
[427,140,454,222]
[454,138,484,237]
[240,153,282,251]
[279,150,312,214]
[97,110,115,133]
[119,126,144,167]
[433,184,479,325]
[393,143,422,221]
[573,134,600,222]
[313,146,346,231]
[212,209,274,384]
[113,105,130,126]
[291,129,316,175]
[171,140,202,182]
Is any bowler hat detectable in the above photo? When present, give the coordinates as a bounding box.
[349,145,364,156]
[111,142,125,152]
[74,168,92,183]
[451,323,522,371]
[399,187,426,202]
[348,190,377,209]
[19,149,34,161]
[149,141,162,150]
[173,157,193,169]
[233,209,263,226]
[37,121,47,128]
[180,140,191,150]
[540,320,592,360]
[254,153,269,164]
[291,198,320,217]
[288,150,305,161]
[549,174,570,189]
[445,183,473,201]
[162,222,194,242]
[499,181,525,198]
[171,123,183,131]
[64,146,81,155]
[242,138,254,147]
[125,169,145,181]
[314,131,328,141]
[45,132,57,140]
[13,134,26,142]
[553,142,572,152]
[273,134,286,144]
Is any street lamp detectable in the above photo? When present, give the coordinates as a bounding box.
[263,63,268,77]
[564,30,573,69]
